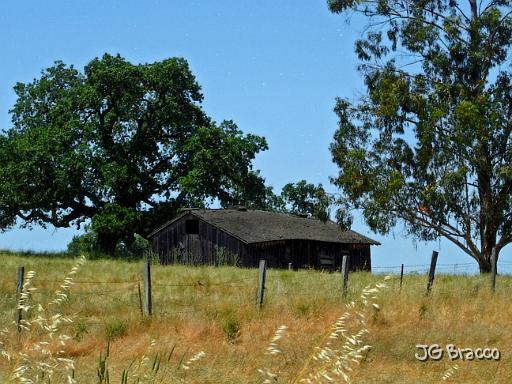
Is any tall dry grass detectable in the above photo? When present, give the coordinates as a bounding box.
[1,252,511,383]
[1,255,86,383]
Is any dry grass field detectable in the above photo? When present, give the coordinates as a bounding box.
[1,252,511,383]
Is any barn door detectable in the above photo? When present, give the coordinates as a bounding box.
[184,219,202,264]
[319,250,335,269]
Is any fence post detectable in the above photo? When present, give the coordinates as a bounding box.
[491,247,497,293]
[341,254,349,298]
[399,264,404,293]
[143,262,152,316]
[257,259,267,307]
[288,262,292,271]
[16,266,25,332]
[137,282,144,319]
[425,251,439,296]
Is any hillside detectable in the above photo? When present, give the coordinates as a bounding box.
[0,253,511,383]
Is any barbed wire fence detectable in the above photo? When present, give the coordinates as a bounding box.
[5,254,512,330]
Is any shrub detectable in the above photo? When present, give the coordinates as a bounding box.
[117,234,153,259]
[296,302,311,317]
[72,320,89,341]
[418,302,429,319]
[104,320,128,342]
[67,230,152,259]
[221,315,241,343]
[68,230,97,255]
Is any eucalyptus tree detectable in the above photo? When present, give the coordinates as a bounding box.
[328,0,512,272]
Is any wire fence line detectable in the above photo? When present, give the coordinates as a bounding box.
[372,261,512,275]
[152,277,254,288]
[33,279,139,285]
[5,258,512,332]
[3,261,511,293]
[6,259,512,287]
[3,261,511,295]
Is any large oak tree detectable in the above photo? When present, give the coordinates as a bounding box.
[0,54,270,254]
[328,0,512,272]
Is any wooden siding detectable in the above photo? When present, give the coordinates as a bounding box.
[151,214,371,271]
[243,240,370,271]
[153,214,244,265]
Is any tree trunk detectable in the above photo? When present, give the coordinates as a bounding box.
[96,232,119,255]
[122,234,136,248]
[477,258,492,274]
[477,247,499,274]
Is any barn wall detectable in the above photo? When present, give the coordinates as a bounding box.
[348,244,372,271]
[151,215,372,271]
[240,240,370,271]
[152,214,245,266]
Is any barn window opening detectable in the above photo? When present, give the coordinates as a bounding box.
[185,219,199,234]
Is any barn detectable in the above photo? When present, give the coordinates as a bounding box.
[148,208,380,271]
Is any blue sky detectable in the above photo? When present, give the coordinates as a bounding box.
[0,0,507,273]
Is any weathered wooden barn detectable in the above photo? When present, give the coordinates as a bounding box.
[148,208,380,271]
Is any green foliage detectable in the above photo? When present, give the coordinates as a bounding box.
[295,302,311,317]
[67,230,97,255]
[72,320,89,342]
[116,233,153,259]
[132,233,152,253]
[418,302,429,320]
[91,204,142,241]
[280,180,335,222]
[67,229,151,260]
[221,314,241,343]
[328,0,512,272]
[214,246,240,266]
[0,54,270,254]
[104,320,127,342]
[97,342,110,384]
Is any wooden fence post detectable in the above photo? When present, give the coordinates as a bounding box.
[143,262,152,316]
[257,259,267,307]
[341,254,349,298]
[491,247,497,293]
[16,266,24,332]
[399,264,404,293]
[425,251,439,296]
[137,282,144,319]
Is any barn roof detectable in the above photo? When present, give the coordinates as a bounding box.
[148,209,380,245]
